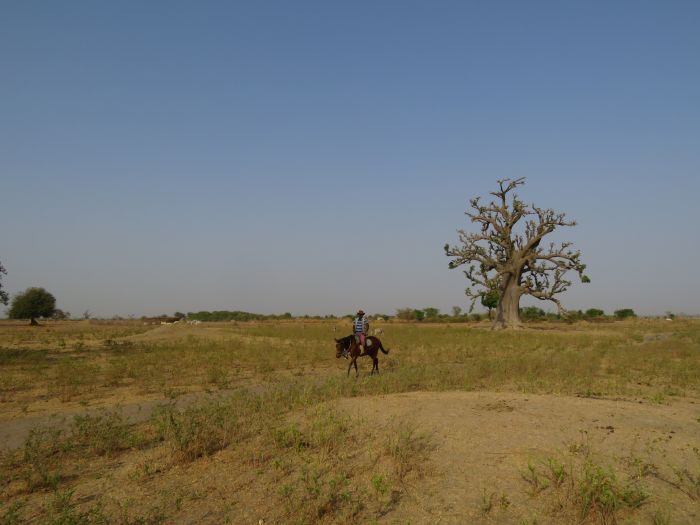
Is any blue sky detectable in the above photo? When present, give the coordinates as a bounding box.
[1,1,699,317]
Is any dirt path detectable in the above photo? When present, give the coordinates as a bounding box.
[0,389,241,449]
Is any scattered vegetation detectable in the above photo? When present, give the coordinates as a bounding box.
[0,318,698,522]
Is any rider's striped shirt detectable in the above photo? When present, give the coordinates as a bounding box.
[353,316,368,334]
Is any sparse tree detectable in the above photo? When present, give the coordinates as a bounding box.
[0,261,8,306]
[8,287,56,325]
[173,311,186,320]
[83,310,92,320]
[585,308,604,318]
[396,308,415,321]
[423,307,440,319]
[614,308,636,319]
[445,178,589,329]
[520,306,546,321]
[451,306,462,317]
[52,309,70,320]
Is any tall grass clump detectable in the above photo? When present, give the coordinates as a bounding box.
[153,402,239,461]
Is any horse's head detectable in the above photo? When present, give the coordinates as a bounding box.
[334,338,344,358]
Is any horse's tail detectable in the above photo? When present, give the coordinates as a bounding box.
[378,340,389,355]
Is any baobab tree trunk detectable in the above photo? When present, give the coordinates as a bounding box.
[493,275,522,329]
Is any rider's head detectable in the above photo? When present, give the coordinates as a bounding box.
[356,309,365,318]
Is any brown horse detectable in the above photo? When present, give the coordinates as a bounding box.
[335,335,389,376]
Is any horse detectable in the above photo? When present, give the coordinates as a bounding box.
[335,335,389,377]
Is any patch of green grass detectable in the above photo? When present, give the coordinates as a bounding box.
[576,460,647,522]
[521,461,550,496]
[520,448,649,524]
[1,502,23,525]
[48,489,107,525]
[21,426,66,492]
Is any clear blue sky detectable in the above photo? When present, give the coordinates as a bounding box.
[2,1,699,317]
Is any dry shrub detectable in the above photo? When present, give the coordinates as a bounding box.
[384,421,433,481]
[153,402,238,462]
[70,411,143,456]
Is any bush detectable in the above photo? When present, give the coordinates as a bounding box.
[154,403,238,461]
[520,306,546,321]
[614,309,636,319]
[585,308,605,318]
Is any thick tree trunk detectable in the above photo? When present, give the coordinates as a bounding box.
[493,276,522,329]
[30,318,39,326]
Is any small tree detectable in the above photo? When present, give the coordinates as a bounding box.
[396,308,415,321]
[585,308,604,318]
[0,261,8,306]
[8,287,56,325]
[451,306,462,317]
[52,309,70,320]
[520,306,546,321]
[614,308,636,319]
[480,290,499,320]
[445,178,589,329]
[423,307,440,320]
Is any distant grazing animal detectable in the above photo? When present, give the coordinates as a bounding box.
[373,328,383,335]
[335,335,389,377]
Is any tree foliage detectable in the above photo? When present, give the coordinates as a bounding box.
[186,310,292,322]
[52,309,71,320]
[445,178,589,328]
[585,308,605,318]
[614,308,636,319]
[9,287,56,322]
[423,307,440,319]
[520,306,547,320]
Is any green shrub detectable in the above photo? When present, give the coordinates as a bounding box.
[614,309,636,319]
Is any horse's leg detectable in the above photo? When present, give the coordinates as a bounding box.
[373,356,379,374]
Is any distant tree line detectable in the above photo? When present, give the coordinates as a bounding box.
[393,306,637,323]
[186,310,295,322]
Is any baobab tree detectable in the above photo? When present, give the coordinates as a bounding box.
[444,178,589,329]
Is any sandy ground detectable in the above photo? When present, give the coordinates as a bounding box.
[3,390,699,523]
[334,391,700,524]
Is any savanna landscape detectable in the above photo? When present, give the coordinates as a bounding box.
[1,318,698,524]
[4,3,700,524]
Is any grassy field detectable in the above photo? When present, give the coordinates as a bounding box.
[0,319,699,523]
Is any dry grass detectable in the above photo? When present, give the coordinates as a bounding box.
[1,318,699,523]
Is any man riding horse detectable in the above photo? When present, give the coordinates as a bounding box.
[352,309,369,355]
